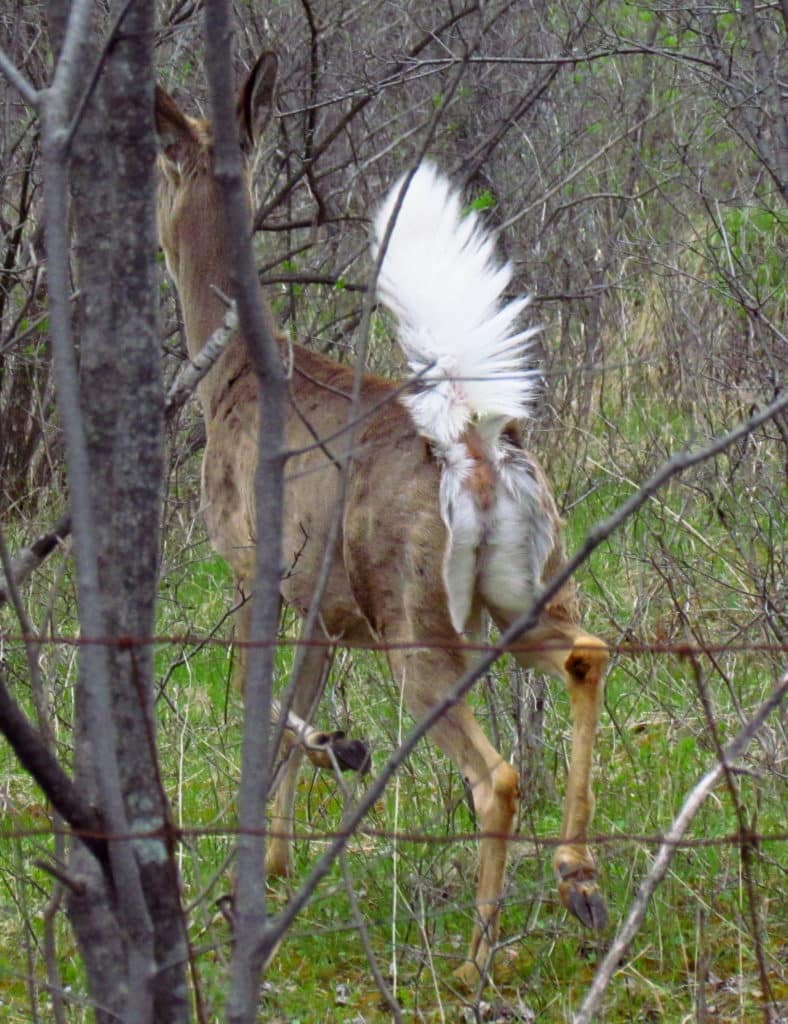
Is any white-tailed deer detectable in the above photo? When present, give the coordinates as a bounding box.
[155,53,609,986]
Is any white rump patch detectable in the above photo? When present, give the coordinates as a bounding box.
[438,439,554,634]
[439,444,484,634]
[477,453,553,616]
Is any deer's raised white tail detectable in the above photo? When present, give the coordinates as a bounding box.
[373,163,541,446]
[374,165,551,634]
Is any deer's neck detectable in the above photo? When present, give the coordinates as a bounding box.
[173,217,260,421]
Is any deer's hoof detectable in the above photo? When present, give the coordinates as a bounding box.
[452,958,484,990]
[310,730,371,774]
[557,866,608,930]
[329,732,371,774]
[265,845,294,878]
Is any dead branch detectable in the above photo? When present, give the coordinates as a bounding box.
[165,296,239,415]
[0,667,109,871]
[0,514,71,608]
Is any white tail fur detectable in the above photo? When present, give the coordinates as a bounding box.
[373,162,541,446]
[374,164,551,633]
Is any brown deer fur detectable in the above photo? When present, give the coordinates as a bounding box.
[155,52,609,986]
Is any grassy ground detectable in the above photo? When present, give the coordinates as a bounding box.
[0,351,785,1022]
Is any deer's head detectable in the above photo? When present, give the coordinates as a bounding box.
[153,52,277,281]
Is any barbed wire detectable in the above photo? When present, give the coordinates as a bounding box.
[0,822,785,850]
[0,630,785,656]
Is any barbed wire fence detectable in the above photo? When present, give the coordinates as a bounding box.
[1,374,787,1022]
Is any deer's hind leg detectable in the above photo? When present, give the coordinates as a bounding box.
[492,608,609,929]
[387,643,520,987]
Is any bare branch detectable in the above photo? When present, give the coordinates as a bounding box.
[497,104,670,236]
[0,667,109,871]
[165,298,239,415]
[0,515,71,608]
[0,291,236,605]
[47,0,96,118]
[253,1,481,226]
[0,46,40,107]
[339,845,403,1022]
[200,9,287,1021]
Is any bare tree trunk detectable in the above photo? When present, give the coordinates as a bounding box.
[44,2,190,1020]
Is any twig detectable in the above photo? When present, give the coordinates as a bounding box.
[498,103,674,236]
[339,843,404,1022]
[165,296,239,415]
[0,515,71,609]
[41,862,68,1024]
[573,671,788,1024]
[0,667,109,871]
[0,525,44,691]
[33,858,85,895]
[0,46,40,107]
[253,2,482,227]
[686,653,774,1010]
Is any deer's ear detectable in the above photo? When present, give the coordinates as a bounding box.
[155,85,198,169]
[237,51,278,152]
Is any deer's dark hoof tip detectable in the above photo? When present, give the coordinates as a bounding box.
[557,865,608,931]
[570,887,608,930]
[332,736,371,774]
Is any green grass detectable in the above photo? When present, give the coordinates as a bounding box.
[1,364,785,1022]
